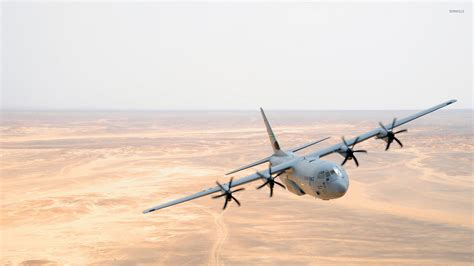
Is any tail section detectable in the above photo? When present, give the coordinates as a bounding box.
[225,108,330,175]
[260,108,282,154]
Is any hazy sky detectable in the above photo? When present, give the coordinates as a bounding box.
[1,2,472,110]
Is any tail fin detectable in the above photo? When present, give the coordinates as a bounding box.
[260,108,282,154]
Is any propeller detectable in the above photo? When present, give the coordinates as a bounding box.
[341,136,367,167]
[212,177,245,210]
[378,118,408,151]
[256,164,286,197]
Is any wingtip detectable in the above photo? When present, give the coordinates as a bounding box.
[447,99,457,105]
[143,209,154,214]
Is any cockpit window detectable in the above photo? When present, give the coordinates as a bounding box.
[319,168,343,179]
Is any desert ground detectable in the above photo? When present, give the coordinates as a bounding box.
[0,109,472,265]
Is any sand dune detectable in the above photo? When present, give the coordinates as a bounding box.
[1,110,472,265]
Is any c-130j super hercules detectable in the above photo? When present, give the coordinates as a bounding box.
[143,100,457,213]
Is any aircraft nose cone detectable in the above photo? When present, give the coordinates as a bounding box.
[330,179,347,197]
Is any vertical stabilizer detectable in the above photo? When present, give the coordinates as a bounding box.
[260,108,282,154]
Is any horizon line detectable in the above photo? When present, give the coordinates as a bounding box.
[1,108,470,112]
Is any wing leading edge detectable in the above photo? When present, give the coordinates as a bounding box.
[307,99,457,159]
[143,159,298,214]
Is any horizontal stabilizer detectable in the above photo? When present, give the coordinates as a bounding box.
[290,137,330,153]
[225,137,329,175]
[226,156,271,175]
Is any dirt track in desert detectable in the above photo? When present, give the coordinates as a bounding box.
[1,110,472,265]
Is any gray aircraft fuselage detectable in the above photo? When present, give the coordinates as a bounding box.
[270,151,349,200]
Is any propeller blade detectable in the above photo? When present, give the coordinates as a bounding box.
[232,196,241,206]
[215,176,244,210]
[212,193,226,199]
[352,137,360,148]
[385,141,392,151]
[353,156,359,167]
[394,129,408,134]
[353,149,367,153]
[257,181,269,189]
[391,118,397,129]
[342,136,348,147]
[274,181,286,189]
[216,181,226,191]
[342,156,349,166]
[394,137,403,147]
[256,171,266,179]
[274,171,285,178]
[231,188,245,193]
[257,163,286,197]
[379,118,407,151]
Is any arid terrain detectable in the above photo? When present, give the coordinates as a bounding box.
[0,109,472,265]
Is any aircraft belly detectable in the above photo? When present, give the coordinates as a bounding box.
[281,172,315,197]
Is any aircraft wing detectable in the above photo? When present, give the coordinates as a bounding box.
[143,159,298,214]
[307,99,457,159]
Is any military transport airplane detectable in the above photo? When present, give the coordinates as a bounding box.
[143,99,457,213]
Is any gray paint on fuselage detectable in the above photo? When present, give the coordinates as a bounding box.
[269,153,349,200]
